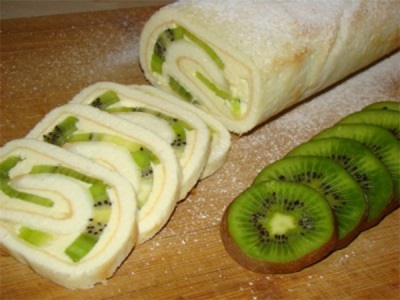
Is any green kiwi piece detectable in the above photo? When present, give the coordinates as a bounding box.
[253,156,366,248]
[195,71,241,118]
[169,76,196,104]
[152,27,185,73]
[363,101,400,112]
[42,116,79,146]
[30,164,103,185]
[337,109,400,141]
[90,90,120,110]
[221,180,337,274]
[18,226,52,247]
[286,138,393,229]
[312,124,400,206]
[0,156,54,207]
[65,182,111,262]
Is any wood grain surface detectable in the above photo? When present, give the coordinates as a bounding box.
[1,5,399,300]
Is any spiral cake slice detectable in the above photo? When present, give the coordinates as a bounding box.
[133,84,231,179]
[139,0,399,133]
[26,104,181,243]
[69,82,212,198]
[0,139,137,289]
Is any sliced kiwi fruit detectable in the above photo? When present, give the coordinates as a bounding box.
[363,101,400,112]
[152,27,185,73]
[253,156,366,248]
[221,180,337,274]
[18,226,53,247]
[168,76,197,104]
[286,138,393,229]
[312,124,400,206]
[195,71,241,118]
[42,116,78,146]
[90,90,120,110]
[337,109,400,141]
[65,182,111,262]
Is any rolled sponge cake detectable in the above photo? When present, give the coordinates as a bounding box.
[139,0,399,134]
[0,139,138,289]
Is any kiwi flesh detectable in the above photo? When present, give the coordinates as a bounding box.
[18,226,52,247]
[221,180,337,274]
[42,116,78,146]
[312,124,400,207]
[253,156,366,248]
[337,109,400,141]
[286,138,394,229]
[363,101,400,112]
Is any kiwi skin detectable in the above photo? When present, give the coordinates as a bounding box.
[220,181,338,274]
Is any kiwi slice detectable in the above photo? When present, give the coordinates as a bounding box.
[221,180,337,274]
[286,138,393,229]
[168,76,196,104]
[90,90,120,110]
[337,109,400,141]
[253,156,366,248]
[42,116,79,146]
[18,226,52,247]
[195,71,241,118]
[312,124,400,205]
[363,101,400,112]
[65,182,111,262]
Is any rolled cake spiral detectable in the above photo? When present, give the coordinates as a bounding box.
[0,139,138,289]
[139,0,399,133]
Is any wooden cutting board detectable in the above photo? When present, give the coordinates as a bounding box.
[1,5,399,299]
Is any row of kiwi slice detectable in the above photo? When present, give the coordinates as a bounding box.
[221,101,399,274]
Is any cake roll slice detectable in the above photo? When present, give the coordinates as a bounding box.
[69,82,214,195]
[134,84,231,179]
[26,104,180,243]
[0,139,137,289]
[139,0,399,133]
